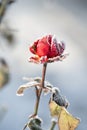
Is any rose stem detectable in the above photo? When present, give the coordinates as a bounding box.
[50,121,56,130]
[33,63,47,116]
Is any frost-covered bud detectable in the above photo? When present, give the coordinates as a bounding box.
[51,87,69,108]
[29,35,65,63]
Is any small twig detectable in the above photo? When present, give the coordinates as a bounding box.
[0,0,15,23]
[23,124,27,130]
[50,121,57,130]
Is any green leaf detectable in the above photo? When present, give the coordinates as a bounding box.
[28,118,42,130]
[23,117,43,130]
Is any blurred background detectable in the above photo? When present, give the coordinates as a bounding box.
[0,0,87,129]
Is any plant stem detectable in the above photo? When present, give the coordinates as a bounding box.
[50,121,56,130]
[33,63,47,117]
[41,63,47,88]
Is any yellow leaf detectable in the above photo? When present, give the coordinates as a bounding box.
[49,101,80,130]
[0,69,9,88]
[59,108,80,130]
[49,100,61,118]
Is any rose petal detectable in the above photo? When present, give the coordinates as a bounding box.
[29,56,40,64]
[36,38,50,57]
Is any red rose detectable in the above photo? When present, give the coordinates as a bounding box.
[29,35,66,63]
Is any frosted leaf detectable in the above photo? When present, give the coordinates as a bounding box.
[16,81,40,96]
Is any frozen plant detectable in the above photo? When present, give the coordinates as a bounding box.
[17,34,80,130]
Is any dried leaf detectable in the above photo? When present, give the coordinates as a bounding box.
[23,76,53,89]
[18,77,53,96]
[49,100,61,118]
[59,109,80,130]
[16,81,40,96]
[0,58,9,88]
[23,77,42,83]
[49,101,80,130]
